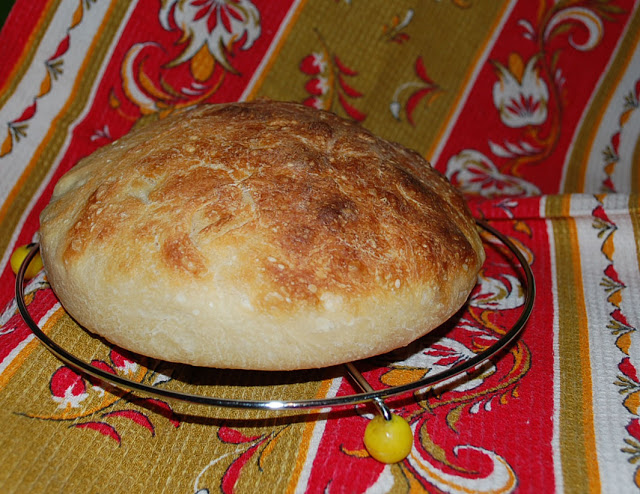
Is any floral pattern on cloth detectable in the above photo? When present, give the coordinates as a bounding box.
[22,348,179,445]
[440,0,633,196]
[299,31,367,121]
[1,0,640,492]
[113,0,261,120]
[293,223,540,493]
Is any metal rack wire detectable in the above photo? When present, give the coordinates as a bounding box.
[15,220,535,414]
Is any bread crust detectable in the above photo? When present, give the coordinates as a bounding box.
[39,101,484,370]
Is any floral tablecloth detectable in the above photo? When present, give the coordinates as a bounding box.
[1,0,640,492]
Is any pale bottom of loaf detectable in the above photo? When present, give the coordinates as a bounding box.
[47,269,476,370]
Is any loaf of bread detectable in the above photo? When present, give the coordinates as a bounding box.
[39,101,484,370]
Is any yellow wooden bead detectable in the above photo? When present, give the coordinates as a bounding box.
[364,413,413,464]
[10,244,43,280]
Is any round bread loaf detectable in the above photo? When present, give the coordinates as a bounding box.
[39,101,484,370]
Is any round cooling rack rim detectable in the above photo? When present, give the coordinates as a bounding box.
[15,219,536,412]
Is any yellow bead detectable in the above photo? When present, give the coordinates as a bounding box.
[364,413,413,464]
[10,244,43,280]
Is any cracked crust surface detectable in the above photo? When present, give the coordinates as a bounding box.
[39,101,484,370]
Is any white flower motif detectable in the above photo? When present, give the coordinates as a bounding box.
[50,367,90,409]
[471,272,525,310]
[492,55,549,128]
[308,97,325,109]
[392,337,496,393]
[309,52,327,73]
[315,76,330,95]
[544,6,603,51]
[52,387,89,409]
[488,139,541,159]
[160,0,261,73]
[115,359,138,376]
[446,149,540,197]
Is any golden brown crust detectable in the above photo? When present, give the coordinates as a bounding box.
[39,101,484,370]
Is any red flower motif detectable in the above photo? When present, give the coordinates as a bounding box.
[50,367,89,409]
[592,205,613,225]
[50,34,70,61]
[303,96,324,110]
[299,35,366,121]
[627,419,640,441]
[110,348,138,375]
[620,357,639,384]
[406,57,439,125]
[90,360,115,373]
[192,0,245,34]
[425,343,467,368]
[390,56,440,125]
[31,356,181,447]
[299,53,326,75]
[611,308,631,327]
[305,77,328,96]
[14,102,37,124]
[604,264,623,286]
[214,426,269,492]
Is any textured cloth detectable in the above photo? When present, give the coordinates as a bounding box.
[1,0,640,492]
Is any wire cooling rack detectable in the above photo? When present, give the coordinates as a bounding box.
[15,220,535,417]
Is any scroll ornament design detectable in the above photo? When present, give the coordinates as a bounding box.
[381,8,443,126]
[381,8,413,44]
[186,231,535,493]
[390,56,442,126]
[336,234,533,493]
[111,0,261,121]
[193,423,299,493]
[22,348,180,445]
[446,1,620,199]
